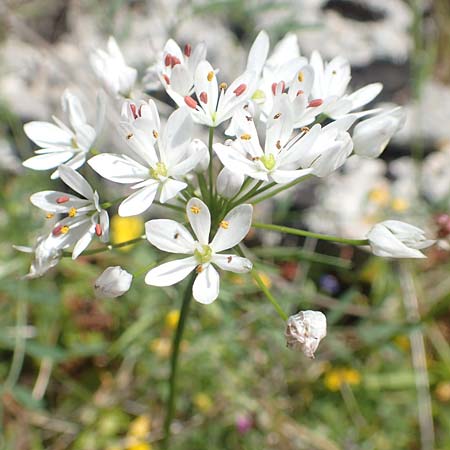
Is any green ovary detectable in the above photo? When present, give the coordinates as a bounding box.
[150,162,168,179]
[194,244,213,264]
[260,154,276,171]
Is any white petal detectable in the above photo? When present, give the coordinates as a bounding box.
[186,198,211,245]
[246,30,270,75]
[270,168,313,184]
[146,219,195,254]
[99,209,110,243]
[213,254,252,273]
[347,83,383,111]
[145,257,197,286]
[88,154,148,184]
[159,179,186,204]
[23,151,73,170]
[161,108,193,164]
[72,230,94,259]
[118,184,158,217]
[24,121,72,148]
[59,165,94,200]
[211,204,253,252]
[30,191,90,212]
[192,265,220,304]
[62,90,87,131]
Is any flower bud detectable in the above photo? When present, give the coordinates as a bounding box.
[216,167,244,199]
[285,310,327,358]
[94,266,133,298]
[367,220,435,259]
[189,139,209,171]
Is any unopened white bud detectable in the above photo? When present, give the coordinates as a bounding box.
[189,139,209,172]
[285,310,327,358]
[94,266,133,298]
[216,167,244,199]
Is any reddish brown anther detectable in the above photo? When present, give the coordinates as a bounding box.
[170,56,181,67]
[184,43,192,57]
[233,84,247,96]
[95,224,102,237]
[271,81,285,96]
[56,196,70,204]
[163,74,170,85]
[164,54,172,67]
[199,92,208,103]
[130,103,138,119]
[52,225,62,236]
[184,96,198,109]
[296,90,304,97]
[308,99,323,107]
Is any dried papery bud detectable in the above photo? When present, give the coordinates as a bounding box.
[94,266,133,298]
[285,310,327,358]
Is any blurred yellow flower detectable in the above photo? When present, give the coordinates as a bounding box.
[393,335,410,352]
[129,415,151,438]
[369,187,390,206]
[165,310,180,330]
[436,382,450,402]
[324,368,361,392]
[229,274,245,286]
[391,198,409,212]
[150,337,171,358]
[111,215,143,251]
[194,392,213,413]
[126,442,152,450]
[252,272,272,289]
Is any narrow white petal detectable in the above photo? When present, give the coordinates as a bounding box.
[30,191,90,212]
[145,219,195,254]
[118,184,158,217]
[159,179,186,204]
[72,230,94,259]
[88,154,148,184]
[213,254,252,273]
[24,121,72,148]
[192,265,220,304]
[23,151,73,170]
[59,165,94,200]
[211,204,253,252]
[145,257,197,286]
[186,198,211,245]
[246,30,270,75]
[270,168,313,184]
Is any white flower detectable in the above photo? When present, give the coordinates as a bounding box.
[215,103,320,184]
[94,266,133,298]
[145,38,207,102]
[310,51,383,118]
[145,198,253,304]
[285,310,327,358]
[188,139,209,172]
[353,107,405,158]
[179,60,258,127]
[89,106,201,216]
[30,165,109,259]
[367,220,435,259]
[121,99,160,134]
[216,167,244,199]
[23,90,104,179]
[90,37,137,97]
[14,235,62,279]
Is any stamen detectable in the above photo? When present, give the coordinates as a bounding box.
[240,134,251,141]
[332,70,337,75]
[251,156,260,161]
[301,127,310,133]
[163,74,170,85]
[95,224,102,237]
[276,140,281,150]
[271,81,285,95]
[245,115,253,122]
[233,84,247,96]
[164,54,172,66]
[174,232,180,239]
[207,71,215,82]
[138,105,143,117]
[184,96,198,109]
[190,205,201,214]
[61,225,69,234]
[46,213,54,219]
[227,256,233,263]
[126,133,133,140]
[220,220,229,229]
[298,71,304,82]
[52,225,62,236]
[219,82,227,90]
[199,92,208,103]
[68,207,77,218]
[196,265,203,273]
[184,43,192,57]
[273,112,282,119]
[170,56,181,67]
[56,196,70,204]
[308,99,323,108]
[271,82,277,96]
[130,103,138,119]
[296,90,304,97]
[153,130,159,139]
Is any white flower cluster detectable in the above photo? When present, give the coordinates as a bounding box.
[16,31,435,356]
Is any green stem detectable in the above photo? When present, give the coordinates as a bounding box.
[154,201,185,212]
[252,175,312,205]
[252,222,369,246]
[208,127,214,204]
[162,274,195,449]
[230,180,263,208]
[62,236,146,257]
[252,270,288,321]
